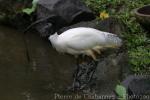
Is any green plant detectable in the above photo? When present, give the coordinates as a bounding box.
[83,0,150,73]
[129,46,150,72]
[115,85,127,100]
[22,0,38,15]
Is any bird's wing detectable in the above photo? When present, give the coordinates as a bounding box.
[65,33,106,50]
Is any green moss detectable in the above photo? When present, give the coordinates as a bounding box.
[83,0,150,73]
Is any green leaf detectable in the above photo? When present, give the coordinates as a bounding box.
[22,0,39,15]
[32,0,39,5]
[115,85,126,100]
[22,8,35,15]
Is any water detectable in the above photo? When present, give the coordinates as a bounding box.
[0,25,75,100]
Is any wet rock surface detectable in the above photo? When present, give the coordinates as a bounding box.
[0,18,128,100]
[0,25,74,100]
[62,18,129,94]
[122,75,150,95]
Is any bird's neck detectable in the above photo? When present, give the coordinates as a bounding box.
[51,36,58,47]
[51,37,64,52]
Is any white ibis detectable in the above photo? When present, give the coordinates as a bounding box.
[48,27,122,60]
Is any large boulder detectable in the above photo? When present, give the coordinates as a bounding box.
[0,0,95,32]
[0,17,129,99]
[0,25,74,100]
[59,18,129,94]
[27,0,95,36]
[122,75,150,96]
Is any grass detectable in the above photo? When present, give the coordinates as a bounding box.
[83,0,150,73]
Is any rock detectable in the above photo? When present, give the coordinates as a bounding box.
[0,25,29,100]
[0,25,28,66]
[59,18,124,36]
[25,0,95,36]
[122,75,150,95]
[61,18,129,94]
[0,25,75,100]
[0,17,129,99]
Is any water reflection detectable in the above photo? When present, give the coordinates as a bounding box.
[0,25,74,100]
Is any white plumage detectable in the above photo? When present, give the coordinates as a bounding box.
[48,27,122,60]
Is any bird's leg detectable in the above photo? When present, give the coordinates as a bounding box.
[80,54,87,64]
[72,55,82,91]
[87,62,97,82]
[105,45,118,49]
[93,48,101,54]
[85,50,97,60]
[93,46,103,54]
[74,55,83,64]
[74,55,78,59]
